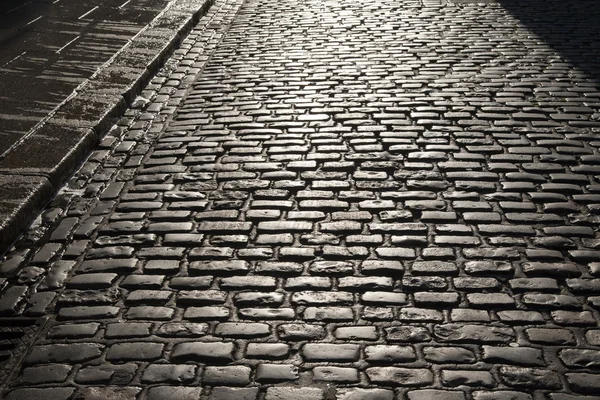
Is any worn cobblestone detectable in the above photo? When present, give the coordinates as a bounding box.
[1,0,600,396]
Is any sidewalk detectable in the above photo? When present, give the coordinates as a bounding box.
[1,0,600,398]
[0,0,213,253]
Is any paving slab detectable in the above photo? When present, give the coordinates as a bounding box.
[0,175,54,251]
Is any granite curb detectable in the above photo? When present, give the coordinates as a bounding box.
[0,0,214,254]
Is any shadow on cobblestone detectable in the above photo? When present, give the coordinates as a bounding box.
[498,0,600,84]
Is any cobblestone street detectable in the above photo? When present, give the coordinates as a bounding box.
[1,0,600,398]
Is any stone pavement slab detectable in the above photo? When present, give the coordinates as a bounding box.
[0,0,599,398]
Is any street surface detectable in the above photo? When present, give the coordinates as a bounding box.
[1,0,600,398]
[0,0,178,156]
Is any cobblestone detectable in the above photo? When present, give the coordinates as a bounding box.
[0,0,600,396]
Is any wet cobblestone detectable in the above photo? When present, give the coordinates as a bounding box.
[1,0,600,398]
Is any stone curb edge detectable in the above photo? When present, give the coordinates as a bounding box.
[0,0,215,255]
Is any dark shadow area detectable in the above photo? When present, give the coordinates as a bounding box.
[0,0,169,157]
[0,0,51,34]
[497,0,600,85]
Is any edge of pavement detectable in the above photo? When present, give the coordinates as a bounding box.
[0,0,214,255]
